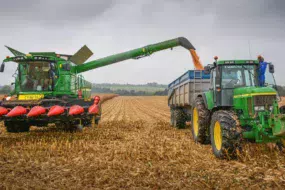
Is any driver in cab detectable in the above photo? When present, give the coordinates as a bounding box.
[257,55,267,87]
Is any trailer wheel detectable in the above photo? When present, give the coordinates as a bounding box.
[191,97,210,144]
[5,121,30,133]
[210,110,242,159]
[171,108,187,129]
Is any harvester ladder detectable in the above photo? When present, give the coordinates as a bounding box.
[193,70,203,97]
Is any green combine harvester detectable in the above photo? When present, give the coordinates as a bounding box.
[0,37,197,132]
[168,57,285,159]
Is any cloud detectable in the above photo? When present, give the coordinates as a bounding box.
[0,0,284,85]
[0,0,115,25]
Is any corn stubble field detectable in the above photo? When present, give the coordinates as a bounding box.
[0,95,285,189]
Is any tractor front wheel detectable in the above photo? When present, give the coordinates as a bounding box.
[191,97,210,144]
[210,110,242,159]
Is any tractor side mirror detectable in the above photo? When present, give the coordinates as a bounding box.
[0,62,5,72]
[204,65,211,74]
[269,63,274,73]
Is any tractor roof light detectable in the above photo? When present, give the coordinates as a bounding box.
[6,56,10,59]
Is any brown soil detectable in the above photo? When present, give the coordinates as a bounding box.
[0,96,284,189]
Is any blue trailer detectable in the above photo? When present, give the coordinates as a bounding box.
[168,70,210,128]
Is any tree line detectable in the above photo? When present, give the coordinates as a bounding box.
[92,87,168,96]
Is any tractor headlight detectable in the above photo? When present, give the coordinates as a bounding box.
[254,106,265,111]
[269,106,273,111]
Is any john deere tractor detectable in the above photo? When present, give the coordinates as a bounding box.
[195,59,285,158]
[168,58,285,159]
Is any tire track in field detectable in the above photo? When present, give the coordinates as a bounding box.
[103,97,125,122]
[125,97,154,122]
[101,97,122,121]
[101,96,169,123]
[132,98,170,122]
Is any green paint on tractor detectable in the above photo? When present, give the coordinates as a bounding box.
[169,58,285,159]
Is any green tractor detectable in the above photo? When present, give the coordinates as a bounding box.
[168,58,285,159]
[198,59,285,158]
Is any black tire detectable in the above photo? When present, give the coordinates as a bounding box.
[170,108,175,126]
[5,121,30,133]
[276,139,285,151]
[171,108,187,129]
[95,119,100,125]
[210,110,242,159]
[191,97,210,144]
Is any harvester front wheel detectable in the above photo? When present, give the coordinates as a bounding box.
[210,110,242,159]
[191,97,210,144]
[5,121,30,133]
[171,108,187,129]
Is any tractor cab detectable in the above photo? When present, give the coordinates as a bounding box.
[204,59,277,107]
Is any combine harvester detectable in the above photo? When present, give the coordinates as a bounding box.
[0,37,200,132]
[168,56,285,158]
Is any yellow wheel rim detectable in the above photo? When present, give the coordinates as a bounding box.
[193,107,199,137]
[214,121,222,151]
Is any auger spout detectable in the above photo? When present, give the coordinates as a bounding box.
[74,37,203,73]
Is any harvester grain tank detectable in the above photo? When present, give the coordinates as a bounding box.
[0,37,202,132]
[168,58,285,158]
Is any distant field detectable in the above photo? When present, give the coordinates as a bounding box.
[92,83,167,93]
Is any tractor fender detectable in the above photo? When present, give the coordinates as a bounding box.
[201,92,214,110]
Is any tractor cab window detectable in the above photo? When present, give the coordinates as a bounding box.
[19,62,57,92]
[221,65,257,89]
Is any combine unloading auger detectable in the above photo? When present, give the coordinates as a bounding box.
[73,37,204,73]
[0,37,203,132]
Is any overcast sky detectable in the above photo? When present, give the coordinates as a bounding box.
[0,0,285,85]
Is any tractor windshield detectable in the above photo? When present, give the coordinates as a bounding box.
[18,61,57,92]
[221,65,257,89]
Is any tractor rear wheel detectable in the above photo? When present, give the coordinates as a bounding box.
[171,108,187,129]
[191,97,210,144]
[210,110,242,159]
[5,121,30,133]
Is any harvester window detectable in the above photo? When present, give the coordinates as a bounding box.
[19,62,57,92]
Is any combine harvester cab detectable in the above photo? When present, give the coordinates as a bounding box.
[0,37,201,132]
[168,57,285,159]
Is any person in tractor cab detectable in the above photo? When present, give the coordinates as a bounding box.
[48,62,56,91]
[258,55,268,87]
